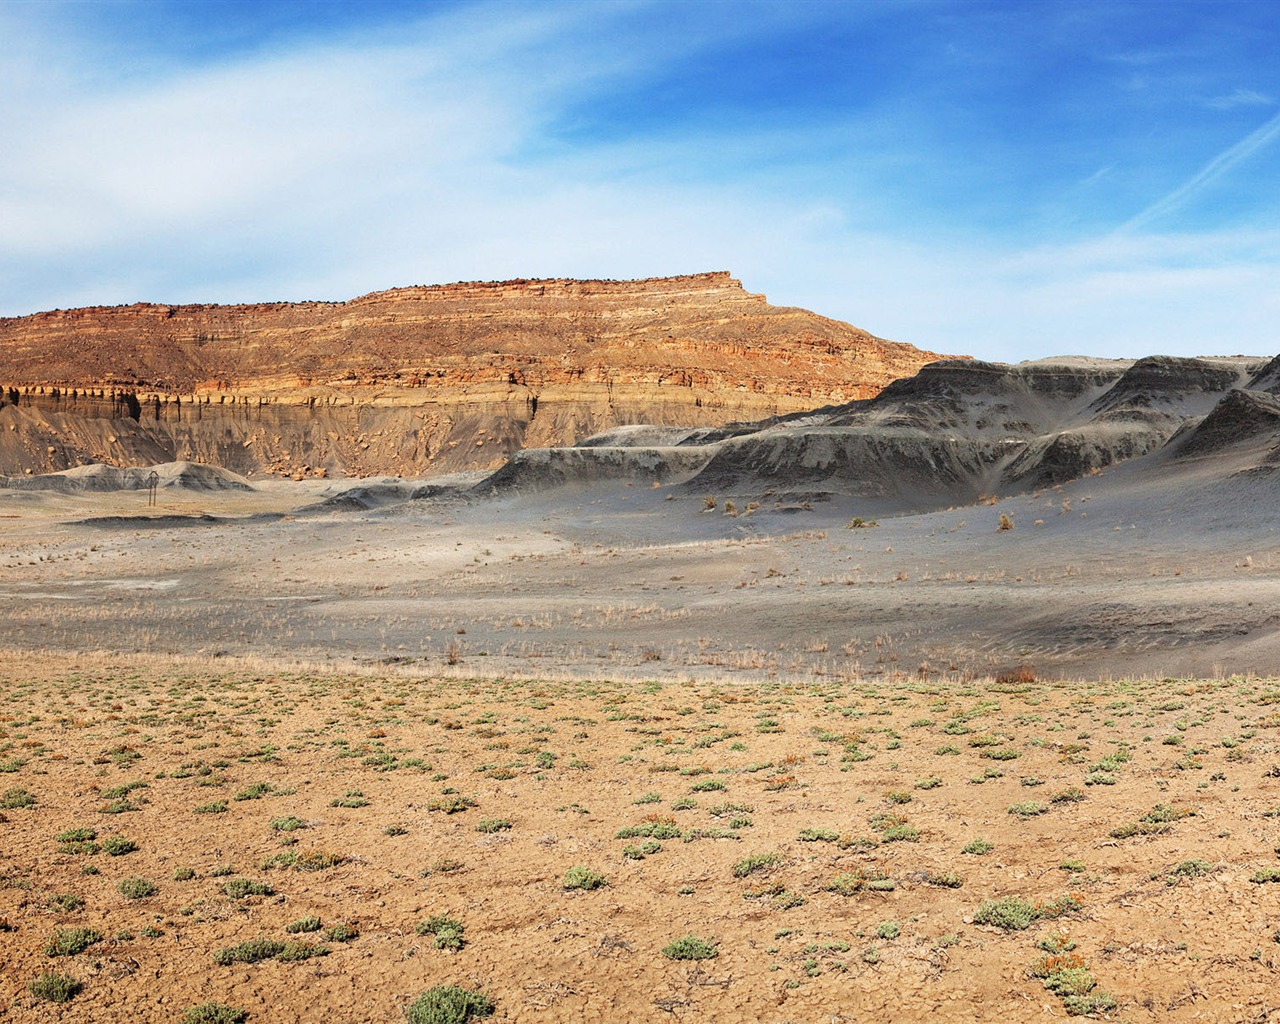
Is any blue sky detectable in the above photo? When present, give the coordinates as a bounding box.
[2,0,1279,361]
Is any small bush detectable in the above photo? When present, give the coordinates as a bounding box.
[474,818,512,833]
[1008,801,1048,817]
[173,867,196,881]
[213,938,286,965]
[285,915,322,933]
[102,836,138,856]
[973,896,1037,931]
[118,877,156,899]
[875,920,901,940]
[562,866,608,891]
[323,921,359,943]
[426,796,476,814]
[47,892,85,913]
[28,972,81,1003]
[294,849,344,872]
[275,940,329,962]
[416,915,465,951]
[1,787,36,809]
[183,1005,248,1024]
[223,878,274,899]
[45,927,102,957]
[963,837,994,855]
[405,986,494,1024]
[270,816,306,832]
[732,852,778,878]
[662,935,718,960]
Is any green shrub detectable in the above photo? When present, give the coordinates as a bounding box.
[1008,801,1048,817]
[562,866,608,891]
[1,787,36,809]
[213,938,286,965]
[183,1005,248,1024]
[662,935,718,960]
[405,986,494,1024]
[973,896,1037,930]
[28,972,80,1003]
[474,818,512,833]
[732,852,778,878]
[275,940,329,962]
[102,836,137,856]
[426,796,476,814]
[415,915,465,950]
[47,892,85,913]
[270,816,306,832]
[1062,992,1117,1016]
[323,921,359,943]
[44,927,102,957]
[285,915,322,934]
[223,878,274,899]
[963,837,994,855]
[875,920,900,940]
[173,867,196,881]
[117,877,156,899]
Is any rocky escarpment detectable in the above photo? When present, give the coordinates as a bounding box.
[0,273,945,477]
[667,354,1271,509]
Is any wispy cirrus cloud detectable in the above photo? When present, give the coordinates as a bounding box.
[1204,87,1273,109]
[1119,109,1280,233]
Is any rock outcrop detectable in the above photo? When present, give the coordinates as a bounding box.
[671,355,1270,509]
[0,273,945,477]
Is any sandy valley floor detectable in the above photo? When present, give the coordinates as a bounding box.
[2,458,1280,1021]
[5,654,1280,1023]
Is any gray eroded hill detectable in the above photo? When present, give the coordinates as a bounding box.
[514,354,1274,514]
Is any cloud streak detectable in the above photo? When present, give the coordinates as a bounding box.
[1120,108,1280,233]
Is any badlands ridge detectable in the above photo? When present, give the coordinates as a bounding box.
[0,273,940,478]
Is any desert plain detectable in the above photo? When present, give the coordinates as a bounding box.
[1,427,1280,1023]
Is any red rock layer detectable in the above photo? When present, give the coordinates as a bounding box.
[0,273,948,477]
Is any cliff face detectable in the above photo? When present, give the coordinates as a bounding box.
[0,273,945,477]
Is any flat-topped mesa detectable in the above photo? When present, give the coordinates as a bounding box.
[0,272,948,477]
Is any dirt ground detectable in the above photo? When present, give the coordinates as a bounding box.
[0,447,1278,685]
[2,452,1280,1022]
[4,651,1280,1022]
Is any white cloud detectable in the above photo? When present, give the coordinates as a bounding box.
[1204,87,1273,110]
[1,2,1278,368]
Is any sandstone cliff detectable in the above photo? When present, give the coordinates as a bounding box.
[0,273,944,477]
